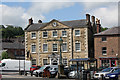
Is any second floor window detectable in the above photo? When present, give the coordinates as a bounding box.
[53,44,57,51]
[62,43,67,52]
[31,33,36,39]
[102,47,107,55]
[62,31,67,37]
[75,30,80,36]
[75,43,80,51]
[43,32,48,38]
[53,31,57,37]
[31,44,36,53]
[43,44,48,52]
[102,37,107,41]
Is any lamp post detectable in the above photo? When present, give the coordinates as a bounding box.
[59,37,63,65]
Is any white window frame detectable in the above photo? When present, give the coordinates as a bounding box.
[31,32,36,39]
[62,42,67,52]
[31,43,36,53]
[43,31,48,38]
[52,31,57,37]
[102,47,107,55]
[62,31,67,37]
[43,43,48,52]
[75,42,81,52]
[52,43,58,52]
[75,30,80,36]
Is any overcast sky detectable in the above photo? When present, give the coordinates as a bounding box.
[0,0,119,29]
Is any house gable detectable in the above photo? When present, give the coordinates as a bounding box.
[39,19,71,30]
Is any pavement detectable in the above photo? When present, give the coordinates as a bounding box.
[1,72,75,80]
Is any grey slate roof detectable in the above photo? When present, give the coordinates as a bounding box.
[25,19,87,31]
[2,42,25,49]
[95,27,120,36]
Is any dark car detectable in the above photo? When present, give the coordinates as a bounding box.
[105,68,120,80]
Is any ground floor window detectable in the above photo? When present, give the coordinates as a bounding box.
[63,58,67,66]
[101,60,109,67]
[43,59,47,65]
[32,59,36,65]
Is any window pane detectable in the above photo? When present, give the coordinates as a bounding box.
[43,59,47,65]
[53,44,57,51]
[62,43,67,52]
[43,32,47,37]
[63,59,67,66]
[32,33,36,38]
[32,45,36,52]
[75,43,80,51]
[43,44,48,52]
[53,31,57,37]
[75,30,80,36]
[62,31,67,37]
[32,59,36,65]
[102,47,107,55]
[102,37,106,41]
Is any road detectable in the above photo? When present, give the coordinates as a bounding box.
[2,72,75,80]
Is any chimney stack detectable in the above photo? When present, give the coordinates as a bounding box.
[86,14,90,24]
[38,20,42,23]
[96,18,101,33]
[29,18,33,25]
[91,16,95,24]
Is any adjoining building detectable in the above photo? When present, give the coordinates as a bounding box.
[25,14,100,66]
[94,27,120,68]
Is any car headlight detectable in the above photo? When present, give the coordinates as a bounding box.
[110,75,116,77]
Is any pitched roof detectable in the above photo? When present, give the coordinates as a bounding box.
[94,27,120,36]
[2,42,25,49]
[25,19,87,31]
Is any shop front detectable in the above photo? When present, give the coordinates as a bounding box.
[99,57,118,67]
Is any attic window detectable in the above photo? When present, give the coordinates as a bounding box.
[52,22,57,27]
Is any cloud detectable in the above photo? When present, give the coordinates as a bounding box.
[83,2,118,28]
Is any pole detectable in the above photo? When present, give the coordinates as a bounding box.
[19,37,21,75]
[60,43,62,65]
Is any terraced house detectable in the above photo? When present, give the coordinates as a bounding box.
[25,14,100,66]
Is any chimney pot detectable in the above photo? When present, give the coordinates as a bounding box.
[38,20,42,23]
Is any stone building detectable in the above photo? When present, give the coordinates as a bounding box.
[25,14,100,66]
[94,27,120,68]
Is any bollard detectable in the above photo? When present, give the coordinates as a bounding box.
[31,71,33,76]
[101,74,104,80]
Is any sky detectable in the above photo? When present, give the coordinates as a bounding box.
[0,0,120,29]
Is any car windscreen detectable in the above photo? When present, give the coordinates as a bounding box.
[113,68,120,73]
[101,67,113,72]
[39,66,46,70]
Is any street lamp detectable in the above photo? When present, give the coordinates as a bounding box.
[59,37,63,65]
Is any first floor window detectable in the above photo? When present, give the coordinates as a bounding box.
[53,44,57,51]
[102,47,107,55]
[43,44,48,52]
[31,32,36,39]
[43,32,48,38]
[63,58,67,66]
[75,30,80,36]
[62,43,67,52]
[53,31,57,37]
[31,44,36,53]
[32,59,36,65]
[43,59,47,65]
[102,37,107,41]
[62,31,67,37]
[75,43,80,51]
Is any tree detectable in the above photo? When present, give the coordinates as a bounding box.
[2,51,8,59]
[101,27,108,31]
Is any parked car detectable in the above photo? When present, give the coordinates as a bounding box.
[105,68,120,80]
[49,67,58,78]
[30,65,41,72]
[94,67,118,79]
[33,65,58,77]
